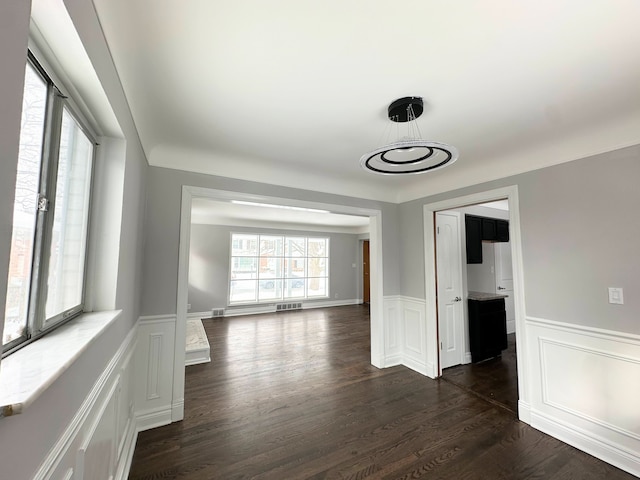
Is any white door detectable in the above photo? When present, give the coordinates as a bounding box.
[494,242,515,334]
[436,212,464,369]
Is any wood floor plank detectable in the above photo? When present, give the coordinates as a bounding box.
[128,305,634,479]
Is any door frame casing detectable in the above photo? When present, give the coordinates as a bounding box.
[423,185,530,423]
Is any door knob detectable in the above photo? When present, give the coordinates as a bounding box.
[453,296,462,302]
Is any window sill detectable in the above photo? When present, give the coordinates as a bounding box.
[0,310,122,418]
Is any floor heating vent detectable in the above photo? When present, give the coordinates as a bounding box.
[276,303,302,311]
[211,308,225,318]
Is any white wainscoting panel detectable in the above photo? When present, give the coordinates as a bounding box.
[383,296,430,376]
[33,325,138,480]
[135,315,176,432]
[383,296,402,366]
[526,316,640,477]
[400,297,428,376]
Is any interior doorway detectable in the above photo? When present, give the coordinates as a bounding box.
[173,186,386,423]
[437,199,517,413]
[423,186,529,422]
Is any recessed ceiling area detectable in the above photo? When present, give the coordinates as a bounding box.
[91,0,640,203]
[191,198,370,234]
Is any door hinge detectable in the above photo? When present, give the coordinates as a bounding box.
[437,226,440,234]
[440,341,443,350]
[37,194,49,212]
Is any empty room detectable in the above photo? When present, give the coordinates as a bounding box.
[1,1,639,479]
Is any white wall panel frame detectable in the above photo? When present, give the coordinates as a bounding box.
[33,326,137,480]
[383,296,402,366]
[135,315,176,431]
[527,316,640,477]
[383,296,431,376]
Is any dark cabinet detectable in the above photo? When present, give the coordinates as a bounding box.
[496,220,509,242]
[465,214,509,264]
[468,298,508,363]
[465,215,483,264]
[481,218,509,241]
[481,217,497,240]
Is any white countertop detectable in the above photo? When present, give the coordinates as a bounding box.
[0,310,121,417]
[467,291,508,301]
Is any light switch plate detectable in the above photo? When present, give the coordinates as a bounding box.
[608,287,624,305]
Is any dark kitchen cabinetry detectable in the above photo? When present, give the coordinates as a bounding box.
[481,217,497,240]
[482,217,509,242]
[468,297,508,363]
[465,215,483,264]
[495,219,509,242]
[465,214,509,264]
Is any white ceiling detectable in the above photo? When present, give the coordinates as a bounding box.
[191,198,370,234]
[91,1,640,203]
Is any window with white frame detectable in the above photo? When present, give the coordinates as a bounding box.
[2,52,96,355]
[229,233,329,304]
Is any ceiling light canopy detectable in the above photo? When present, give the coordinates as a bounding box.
[360,97,459,175]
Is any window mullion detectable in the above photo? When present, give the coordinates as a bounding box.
[27,89,65,336]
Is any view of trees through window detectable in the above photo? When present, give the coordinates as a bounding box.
[3,61,46,346]
[3,55,95,352]
[230,234,329,304]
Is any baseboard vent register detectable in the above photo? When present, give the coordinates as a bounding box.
[211,308,225,318]
[277,303,302,311]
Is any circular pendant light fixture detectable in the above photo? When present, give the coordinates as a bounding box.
[360,97,459,175]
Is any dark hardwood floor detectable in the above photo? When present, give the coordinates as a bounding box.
[442,333,518,414]
[129,305,634,479]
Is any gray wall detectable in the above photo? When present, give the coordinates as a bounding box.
[398,145,640,334]
[188,224,361,312]
[0,1,148,478]
[142,167,400,316]
[466,243,496,293]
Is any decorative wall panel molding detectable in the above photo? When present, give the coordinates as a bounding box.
[135,314,176,432]
[383,296,429,375]
[33,325,137,480]
[526,316,640,477]
[383,296,402,366]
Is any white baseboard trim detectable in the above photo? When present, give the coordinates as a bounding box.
[463,352,472,364]
[402,356,429,377]
[531,409,640,477]
[187,311,211,320]
[223,299,362,317]
[518,400,531,424]
[302,298,361,309]
[172,400,185,422]
[136,406,172,432]
[506,319,516,334]
[384,354,402,368]
[225,304,275,316]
